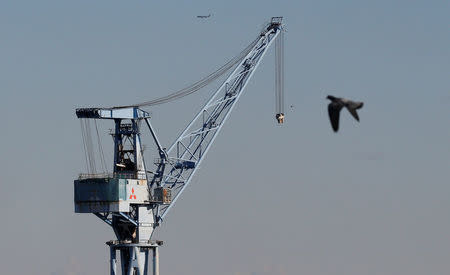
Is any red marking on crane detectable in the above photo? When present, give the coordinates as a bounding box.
[129,188,137,200]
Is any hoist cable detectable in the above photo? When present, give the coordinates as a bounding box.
[275,30,284,115]
[94,119,108,174]
[80,119,90,174]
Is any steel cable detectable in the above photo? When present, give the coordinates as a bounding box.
[275,30,284,115]
[94,119,108,173]
[113,37,260,109]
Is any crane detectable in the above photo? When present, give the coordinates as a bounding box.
[74,17,285,275]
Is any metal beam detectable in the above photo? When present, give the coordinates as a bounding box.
[144,118,167,160]
[76,107,150,120]
[154,17,284,220]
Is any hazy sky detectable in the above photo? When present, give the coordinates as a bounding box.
[1,1,449,274]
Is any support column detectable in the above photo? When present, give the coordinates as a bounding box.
[153,246,159,275]
[110,246,117,275]
[107,240,162,275]
[126,247,137,275]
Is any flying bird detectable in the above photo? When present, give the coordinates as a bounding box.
[326,95,364,132]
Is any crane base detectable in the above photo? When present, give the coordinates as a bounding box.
[107,240,162,275]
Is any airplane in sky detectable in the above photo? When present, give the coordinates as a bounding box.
[197,14,211,19]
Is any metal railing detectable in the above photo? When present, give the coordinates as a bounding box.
[78,172,138,180]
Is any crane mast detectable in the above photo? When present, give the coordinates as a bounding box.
[74,17,284,275]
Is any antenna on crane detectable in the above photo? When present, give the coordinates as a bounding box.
[74,17,285,275]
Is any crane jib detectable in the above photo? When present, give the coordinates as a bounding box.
[73,17,285,275]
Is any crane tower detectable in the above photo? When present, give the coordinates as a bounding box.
[74,17,285,275]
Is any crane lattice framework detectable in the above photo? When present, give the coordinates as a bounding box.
[74,17,284,275]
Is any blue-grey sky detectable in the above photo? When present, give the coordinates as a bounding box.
[1,1,449,274]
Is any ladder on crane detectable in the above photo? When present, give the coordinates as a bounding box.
[74,17,285,275]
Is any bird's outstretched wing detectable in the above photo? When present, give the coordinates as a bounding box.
[328,102,343,132]
[345,102,363,121]
[346,107,359,121]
